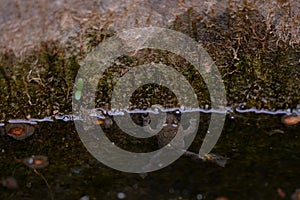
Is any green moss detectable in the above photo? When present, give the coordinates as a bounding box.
[0,7,299,120]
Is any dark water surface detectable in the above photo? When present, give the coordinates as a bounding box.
[1,112,300,200]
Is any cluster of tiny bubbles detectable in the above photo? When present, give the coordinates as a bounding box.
[238,102,247,110]
[0,103,299,126]
[295,104,300,115]
[233,102,295,115]
[72,167,81,174]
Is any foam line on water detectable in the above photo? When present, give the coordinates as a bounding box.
[1,104,299,124]
[8,119,38,125]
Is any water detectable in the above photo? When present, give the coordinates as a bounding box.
[0,109,300,199]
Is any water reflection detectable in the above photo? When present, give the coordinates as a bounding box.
[0,110,300,199]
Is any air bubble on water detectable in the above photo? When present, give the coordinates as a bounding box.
[8,119,37,125]
[294,105,300,115]
[90,111,104,119]
[182,189,189,196]
[151,105,161,113]
[108,109,124,116]
[196,194,203,200]
[73,167,81,174]
[133,184,138,189]
[79,195,90,200]
[117,192,126,199]
[139,173,148,179]
[31,117,53,122]
[204,104,209,110]
[180,105,186,111]
[26,182,32,188]
[238,103,247,110]
[95,108,107,115]
[169,188,175,194]
[27,158,34,164]
[226,106,233,113]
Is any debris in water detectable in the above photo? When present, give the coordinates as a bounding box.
[1,177,18,189]
[281,115,300,126]
[215,197,229,200]
[197,153,228,167]
[22,155,49,169]
[5,123,35,140]
[94,117,113,128]
[292,189,300,200]
[267,129,285,136]
[277,187,286,198]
